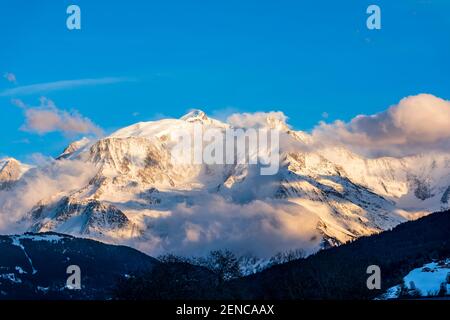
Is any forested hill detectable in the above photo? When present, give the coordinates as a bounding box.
[224,210,450,299]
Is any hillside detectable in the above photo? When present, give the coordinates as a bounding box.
[0,232,159,299]
[223,210,450,299]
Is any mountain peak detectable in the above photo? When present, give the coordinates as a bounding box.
[180,109,209,122]
[0,157,24,185]
[57,137,91,160]
[0,157,19,166]
[265,114,289,131]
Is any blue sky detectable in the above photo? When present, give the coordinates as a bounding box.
[1,0,449,161]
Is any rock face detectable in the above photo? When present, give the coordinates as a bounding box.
[3,111,450,257]
[29,197,132,236]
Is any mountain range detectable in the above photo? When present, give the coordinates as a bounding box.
[1,110,449,260]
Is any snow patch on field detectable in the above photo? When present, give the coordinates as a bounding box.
[403,261,450,296]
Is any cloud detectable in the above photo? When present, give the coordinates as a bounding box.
[127,195,321,258]
[3,72,17,84]
[312,94,450,157]
[13,97,103,137]
[0,158,97,234]
[0,77,131,96]
[227,111,289,129]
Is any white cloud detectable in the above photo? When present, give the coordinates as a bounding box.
[312,94,450,157]
[0,158,97,234]
[227,111,289,129]
[127,195,321,258]
[0,77,131,96]
[13,97,103,137]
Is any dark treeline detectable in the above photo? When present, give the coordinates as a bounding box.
[114,210,450,300]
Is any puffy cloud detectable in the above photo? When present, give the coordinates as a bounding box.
[312,94,450,157]
[3,72,17,84]
[128,195,321,258]
[13,97,103,137]
[227,111,289,130]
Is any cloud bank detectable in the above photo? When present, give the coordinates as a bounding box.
[128,195,321,258]
[312,94,450,157]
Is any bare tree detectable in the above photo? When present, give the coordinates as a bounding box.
[204,250,242,282]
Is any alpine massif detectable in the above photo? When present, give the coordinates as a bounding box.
[1,109,449,260]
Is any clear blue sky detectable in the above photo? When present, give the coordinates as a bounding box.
[1,0,449,161]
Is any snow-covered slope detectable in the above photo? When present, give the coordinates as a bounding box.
[380,259,450,299]
[56,137,91,160]
[2,110,450,258]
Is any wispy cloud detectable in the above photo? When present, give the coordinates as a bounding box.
[0,77,132,97]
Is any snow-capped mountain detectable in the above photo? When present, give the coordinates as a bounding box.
[0,158,30,190]
[2,110,450,258]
